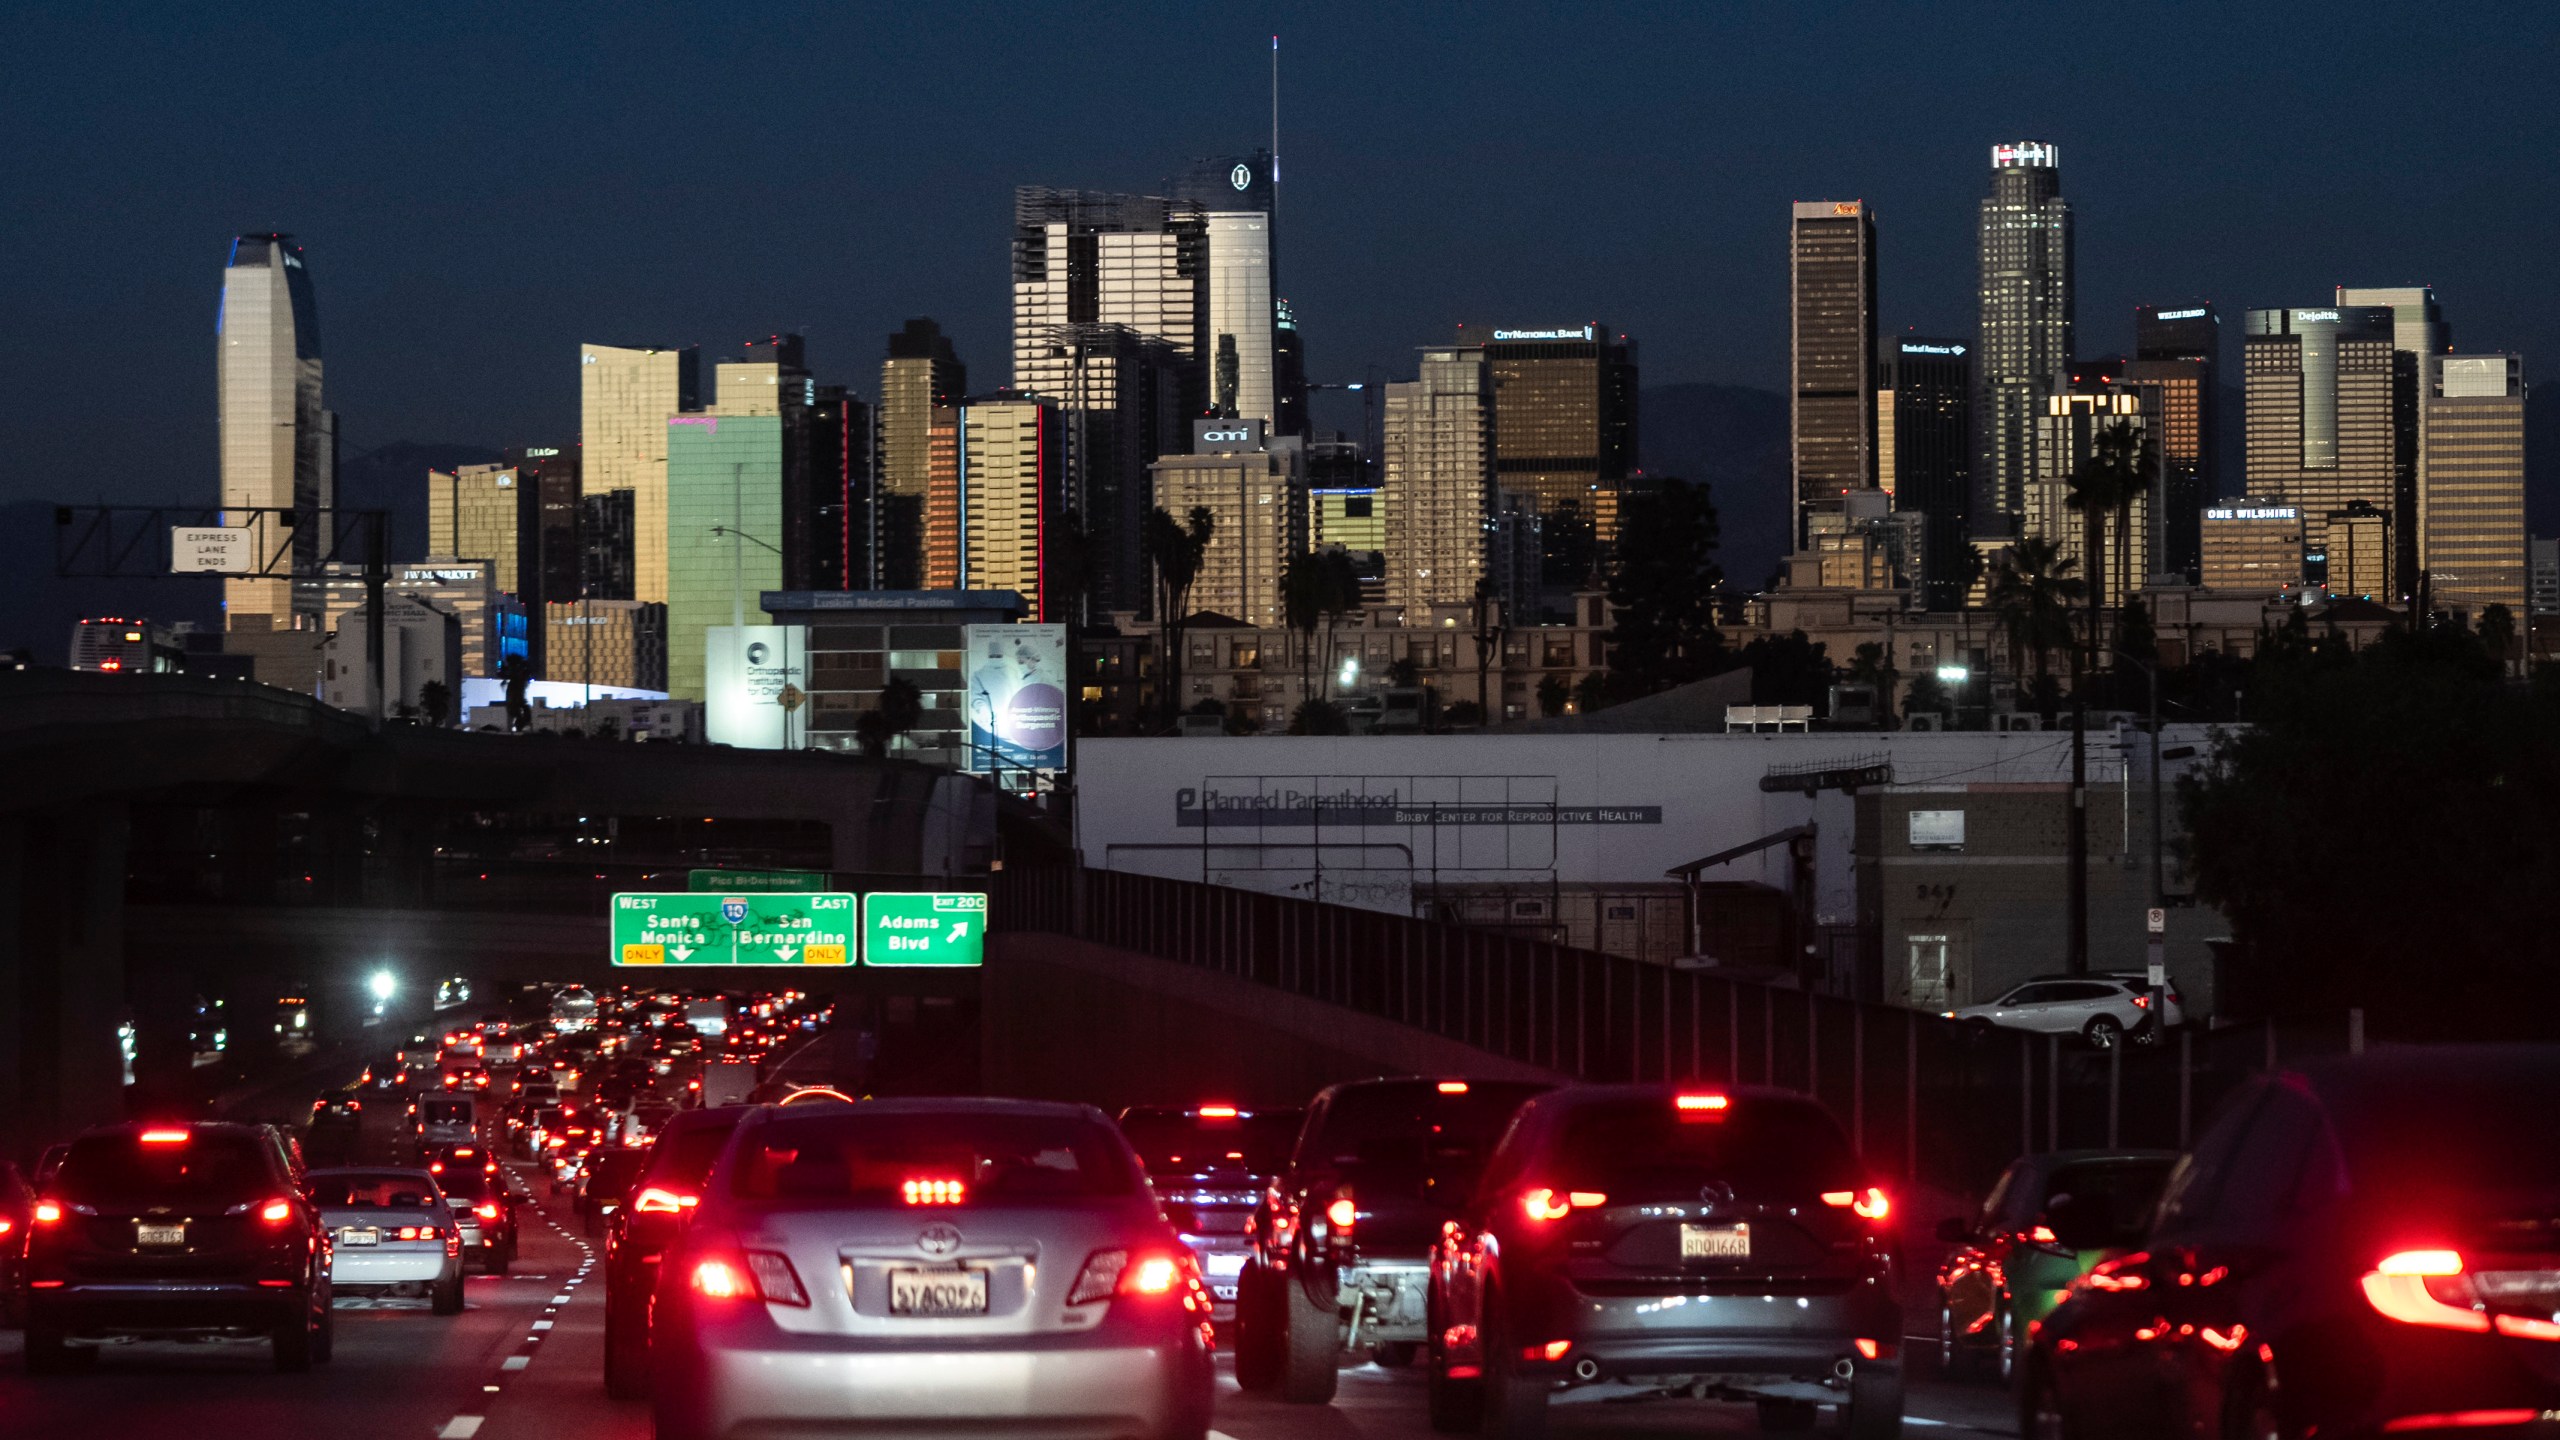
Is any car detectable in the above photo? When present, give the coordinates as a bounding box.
[648,1097,1215,1440]
[1945,973,2184,1049]
[1116,1103,1304,1323]
[680,998,730,1037]
[416,1094,479,1148]
[1425,1084,1903,1438]
[426,1146,517,1274]
[1232,1076,1553,1402]
[2021,1044,2560,1440]
[1931,1148,2177,1382]
[603,1105,755,1397]
[21,1121,333,1372]
[581,1145,654,1237]
[306,1167,465,1314]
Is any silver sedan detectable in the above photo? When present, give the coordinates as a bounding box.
[651,1098,1217,1440]
[305,1168,464,1313]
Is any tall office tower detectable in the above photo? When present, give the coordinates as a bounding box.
[923,406,965,590]
[956,398,1064,616]
[1149,420,1307,630]
[1042,324,1185,617]
[543,599,669,693]
[513,444,583,619]
[801,385,873,593]
[1273,299,1309,438]
[707,336,838,594]
[2423,354,2527,624]
[1975,143,2074,528]
[579,490,636,601]
[1459,323,1638,580]
[2126,303,2219,580]
[430,463,532,589]
[580,343,700,605]
[1382,347,1495,614]
[218,233,333,629]
[2531,536,2560,617]
[1180,150,1280,429]
[879,320,965,589]
[1874,337,1972,608]
[1307,436,1383,603]
[1790,201,1878,548]
[1013,189,1205,405]
[664,412,784,701]
[2243,306,2407,594]
[2028,391,2153,609]
[2337,286,2448,586]
[2325,501,2394,601]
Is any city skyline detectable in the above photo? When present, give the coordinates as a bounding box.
[7,3,2555,527]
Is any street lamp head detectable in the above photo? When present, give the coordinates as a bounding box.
[368,970,397,1002]
[1935,665,1970,683]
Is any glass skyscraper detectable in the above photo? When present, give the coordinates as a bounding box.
[1874,337,1972,608]
[579,342,700,606]
[664,412,785,701]
[2243,306,2408,595]
[2424,355,2527,625]
[218,233,334,629]
[1975,143,2073,530]
[1791,200,1877,550]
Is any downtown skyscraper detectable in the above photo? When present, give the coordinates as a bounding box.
[218,233,335,629]
[2243,306,2409,596]
[877,319,966,589]
[1975,143,2073,531]
[1790,200,1877,549]
[579,342,700,605]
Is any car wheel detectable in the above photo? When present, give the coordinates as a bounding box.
[604,1291,650,1399]
[1755,1398,1817,1431]
[1278,1270,1341,1404]
[2019,1358,2069,1440]
[1427,1332,1483,1433]
[1845,1360,1904,1440]
[1230,1263,1282,1392]
[1935,1300,1970,1378]
[2082,1015,2122,1050]
[1994,1302,2018,1385]
[1479,1298,1547,1440]
[273,1296,315,1372]
[1372,1341,1419,1368]
[431,1266,465,1315]
[311,1295,336,1365]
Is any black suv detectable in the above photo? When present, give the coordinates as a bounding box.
[427,1146,518,1274]
[22,1121,334,1373]
[602,1105,751,1397]
[1426,1085,1901,1437]
[1234,1076,1552,1403]
[1118,1104,1304,1324]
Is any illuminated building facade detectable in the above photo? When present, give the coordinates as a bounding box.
[1791,200,1878,547]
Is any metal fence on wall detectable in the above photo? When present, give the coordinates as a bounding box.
[994,864,2364,1202]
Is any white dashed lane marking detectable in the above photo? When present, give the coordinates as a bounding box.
[438,1419,485,1439]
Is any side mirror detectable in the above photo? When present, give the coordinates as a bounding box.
[1934,1216,1972,1245]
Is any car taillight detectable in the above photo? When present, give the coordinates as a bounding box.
[1520,1187,1607,1223]
[260,1198,295,1223]
[1326,1197,1357,1229]
[632,1187,697,1215]
[2363,1250,2490,1333]
[1197,1105,1239,1118]
[32,1200,61,1224]
[475,1202,501,1220]
[1820,1186,1893,1221]
[2131,994,2151,1009]
[1068,1248,1195,1305]
[742,1250,809,1306]
[902,1178,965,1206]
[691,1256,751,1299]
[140,1128,190,1144]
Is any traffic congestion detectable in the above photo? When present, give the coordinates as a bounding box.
[0,982,2554,1440]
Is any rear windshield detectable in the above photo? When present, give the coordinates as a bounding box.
[1119,1110,1300,1176]
[1550,1097,1859,1197]
[727,1111,1138,1205]
[1309,1082,1549,1178]
[2041,1157,2177,1217]
[312,1172,441,1208]
[423,1100,473,1121]
[433,1166,495,1200]
[643,1121,744,1190]
[57,1134,275,1206]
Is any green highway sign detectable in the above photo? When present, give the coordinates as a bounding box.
[687,868,831,893]
[862,892,988,968]
[613,892,856,967]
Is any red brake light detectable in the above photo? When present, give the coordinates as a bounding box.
[2362,1250,2489,1332]
[1326,1198,1357,1228]
[32,1201,61,1225]
[902,1179,965,1206]
[260,1198,294,1223]
[140,1128,190,1144]
[1853,1187,1891,1221]
[691,1257,751,1300]
[1521,1187,1576,1222]
[1128,1255,1181,1294]
[0,1217,11,1236]
[1197,1105,1239,1119]
[632,1186,698,1215]
[2029,1224,2059,1244]
[1436,1081,1470,1094]
[1675,1094,1730,1113]
[475,1202,501,1220]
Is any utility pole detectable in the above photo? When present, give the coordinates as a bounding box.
[364,509,387,731]
[2067,638,2089,974]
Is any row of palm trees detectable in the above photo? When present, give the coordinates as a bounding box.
[1988,418,2157,710]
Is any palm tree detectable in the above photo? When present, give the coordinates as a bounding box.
[1282,550,1326,708]
[1989,536,2085,724]
[854,676,924,758]
[1315,548,1363,699]
[2063,419,2154,656]
[1143,505,1215,726]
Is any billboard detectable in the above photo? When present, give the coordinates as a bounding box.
[706,625,808,750]
[962,624,1067,773]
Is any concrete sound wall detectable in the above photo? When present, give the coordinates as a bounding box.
[978,932,1561,1112]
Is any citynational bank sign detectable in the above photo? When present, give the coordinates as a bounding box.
[1491,325,1596,342]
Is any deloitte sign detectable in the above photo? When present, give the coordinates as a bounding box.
[611,891,986,968]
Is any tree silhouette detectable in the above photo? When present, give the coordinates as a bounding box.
[1143,505,1215,725]
[1989,537,2084,724]
[1601,478,1725,699]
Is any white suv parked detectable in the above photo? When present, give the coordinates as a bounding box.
[1946,973,2184,1049]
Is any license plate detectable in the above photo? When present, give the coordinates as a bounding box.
[888,1267,989,1316]
[340,1227,380,1246]
[1680,1222,1751,1260]
[136,1223,186,1247]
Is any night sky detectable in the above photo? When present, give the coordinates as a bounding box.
[6,0,2555,509]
